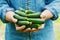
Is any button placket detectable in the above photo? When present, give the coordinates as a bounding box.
[20,0,22,7]
[26,0,30,10]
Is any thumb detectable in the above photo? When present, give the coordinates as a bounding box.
[12,18,17,23]
[40,15,44,19]
[40,14,46,19]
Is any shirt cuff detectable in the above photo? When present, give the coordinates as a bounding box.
[1,8,14,23]
[44,6,58,20]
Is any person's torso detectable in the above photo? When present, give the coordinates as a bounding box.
[5,0,55,40]
[7,0,45,12]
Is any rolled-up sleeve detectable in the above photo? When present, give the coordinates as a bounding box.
[0,0,14,23]
[45,0,60,20]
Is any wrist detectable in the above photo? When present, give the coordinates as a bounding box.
[45,9,54,18]
[5,11,15,22]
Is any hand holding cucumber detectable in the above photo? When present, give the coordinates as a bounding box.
[31,24,45,32]
[40,9,53,20]
[6,11,17,23]
[5,11,45,32]
[5,8,46,32]
[5,8,54,32]
[15,24,45,32]
[12,8,45,32]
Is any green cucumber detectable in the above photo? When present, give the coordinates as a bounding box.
[26,24,41,28]
[17,21,32,25]
[25,10,35,14]
[30,24,41,28]
[15,10,26,17]
[19,8,25,12]
[13,14,27,20]
[27,18,45,24]
[27,12,41,18]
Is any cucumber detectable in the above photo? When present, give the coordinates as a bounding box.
[25,10,35,14]
[13,14,27,20]
[15,10,26,17]
[17,21,32,25]
[19,8,25,12]
[26,24,41,28]
[27,12,41,18]
[30,24,41,28]
[27,18,45,24]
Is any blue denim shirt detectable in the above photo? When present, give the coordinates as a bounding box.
[0,0,60,40]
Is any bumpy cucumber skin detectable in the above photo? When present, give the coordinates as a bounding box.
[27,18,45,24]
[19,8,25,12]
[30,24,41,28]
[25,10,35,14]
[14,8,45,28]
[17,21,31,25]
[13,14,45,24]
[27,12,41,18]
[26,24,41,28]
[15,10,26,17]
[13,14,27,21]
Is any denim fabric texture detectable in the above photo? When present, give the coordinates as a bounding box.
[0,0,60,40]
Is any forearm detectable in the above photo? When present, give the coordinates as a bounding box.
[45,0,60,20]
[0,0,14,23]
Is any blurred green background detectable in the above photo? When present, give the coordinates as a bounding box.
[0,14,60,40]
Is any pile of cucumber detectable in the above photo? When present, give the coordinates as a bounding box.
[13,8,45,28]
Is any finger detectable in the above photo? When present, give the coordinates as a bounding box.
[31,28,38,32]
[15,24,26,31]
[33,30,38,32]
[38,24,45,30]
[23,28,31,32]
[12,18,17,23]
[40,14,46,19]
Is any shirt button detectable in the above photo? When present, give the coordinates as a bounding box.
[25,4,29,9]
[25,0,30,10]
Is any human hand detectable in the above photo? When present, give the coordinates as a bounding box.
[5,11,17,23]
[15,24,44,32]
[30,24,45,32]
[40,9,53,20]
[5,11,30,32]
[5,11,45,32]
[15,24,32,32]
